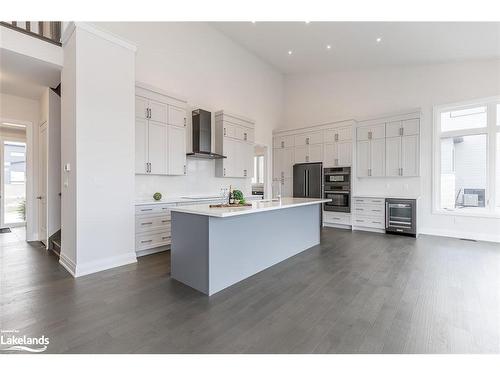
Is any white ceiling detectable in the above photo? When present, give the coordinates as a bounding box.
[0,49,61,99]
[212,22,500,74]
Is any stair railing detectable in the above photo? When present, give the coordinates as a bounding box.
[0,21,62,46]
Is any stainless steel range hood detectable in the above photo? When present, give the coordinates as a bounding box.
[187,109,226,159]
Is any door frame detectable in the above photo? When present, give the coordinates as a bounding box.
[0,120,30,229]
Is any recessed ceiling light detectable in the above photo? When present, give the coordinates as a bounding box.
[251,21,256,24]
[288,50,293,55]
[376,37,382,43]
[305,21,310,24]
[326,45,331,50]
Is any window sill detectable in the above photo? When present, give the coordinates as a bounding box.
[433,208,500,219]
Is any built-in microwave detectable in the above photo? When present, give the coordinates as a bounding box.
[323,167,351,213]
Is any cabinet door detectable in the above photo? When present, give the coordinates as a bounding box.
[135,118,148,174]
[356,140,370,177]
[148,121,168,175]
[149,99,167,124]
[168,125,186,175]
[323,142,338,167]
[337,141,352,166]
[273,148,283,179]
[273,135,295,148]
[401,134,419,176]
[385,137,401,177]
[168,105,186,127]
[274,147,294,178]
[402,118,419,136]
[282,147,294,178]
[294,145,307,163]
[135,96,149,119]
[370,138,385,177]
[223,138,243,177]
[223,122,237,139]
[241,127,254,143]
[337,127,352,141]
[282,178,293,197]
[295,131,322,146]
[308,144,323,162]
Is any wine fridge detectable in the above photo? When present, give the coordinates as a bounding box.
[385,198,417,237]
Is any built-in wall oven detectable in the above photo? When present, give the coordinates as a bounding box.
[323,167,351,213]
[385,198,417,237]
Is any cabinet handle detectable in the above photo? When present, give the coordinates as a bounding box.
[184,165,186,175]
[356,208,364,211]
[281,171,284,178]
[140,208,153,212]
[334,133,339,141]
[141,222,153,225]
[141,239,153,243]
[399,127,403,136]
[368,168,372,176]
[368,131,372,140]
[161,220,170,223]
[223,168,226,176]
[224,128,227,136]
[184,118,186,127]
[306,137,310,145]
[244,132,247,141]
[372,221,381,224]
[335,158,338,166]
[281,141,284,148]
[162,236,171,241]
[162,207,169,210]
[356,219,365,223]
[306,155,309,162]
[371,209,381,212]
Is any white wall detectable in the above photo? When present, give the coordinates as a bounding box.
[60,24,136,276]
[0,93,38,240]
[95,22,284,200]
[284,59,500,242]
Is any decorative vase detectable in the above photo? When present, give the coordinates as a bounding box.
[153,192,162,201]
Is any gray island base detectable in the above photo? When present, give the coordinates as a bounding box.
[170,198,327,296]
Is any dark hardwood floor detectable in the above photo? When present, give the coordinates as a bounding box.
[1,227,499,353]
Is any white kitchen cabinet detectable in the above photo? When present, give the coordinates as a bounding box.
[168,105,187,127]
[148,121,168,175]
[357,123,385,141]
[401,134,419,176]
[385,136,401,177]
[273,147,294,179]
[384,119,420,177]
[352,197,385,231]
[168,125,187,175]
[295,131,323,146]
[324,141,352,167]
[273,135,295,149]
[356,140,370,177]
[135,84,188,176]
[215,111,255,178]
[356,124,385,177]
[325,126,352,143]
[294,143,323,163]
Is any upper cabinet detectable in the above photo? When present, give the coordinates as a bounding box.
[324,126,352,167]
[273,135,295,149]
[135,83,187,176]
[215,111,255,178]
[356,116,420,178]
[294,131,323,146]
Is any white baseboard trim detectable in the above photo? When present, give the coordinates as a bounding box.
[136,245,169,258]
[419,227,500,243]
[323,223,352,230]
[59,253,76,277]
[74,252,137,277]
[352,226,385,234]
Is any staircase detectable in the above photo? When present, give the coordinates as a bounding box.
[49,230,61,257]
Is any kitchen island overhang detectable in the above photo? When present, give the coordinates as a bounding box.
[170,198,329,296]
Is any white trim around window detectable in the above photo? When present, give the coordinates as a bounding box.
[433,95,500,218]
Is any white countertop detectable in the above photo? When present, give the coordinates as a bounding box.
[352,194,421,200]
[135,194,264,206]
[169,197,329,218]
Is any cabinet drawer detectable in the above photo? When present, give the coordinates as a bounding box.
[352,204,384,217]
[135,204,176,216]
[323,212,351,225]
[136,231,171,251]
[352,197,385,205]
[136,215,171,233]
[352,217,385,229]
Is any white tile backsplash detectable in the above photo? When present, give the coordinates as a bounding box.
[135,158,251,200]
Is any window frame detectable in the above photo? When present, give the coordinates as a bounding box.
[433,95,500,218]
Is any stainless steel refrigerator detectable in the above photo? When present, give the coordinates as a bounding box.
[293,162,323,199]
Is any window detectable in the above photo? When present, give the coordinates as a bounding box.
[433,97,500,216]
[252,155,264,184]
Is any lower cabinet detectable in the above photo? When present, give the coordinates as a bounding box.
[351,197,385,231]
[135,203,175,257]
[323,211,351,227]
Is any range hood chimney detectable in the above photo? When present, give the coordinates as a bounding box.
[187,109,226,159]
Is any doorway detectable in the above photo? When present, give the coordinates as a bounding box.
[252,144,268,199]
[0,125,27,230]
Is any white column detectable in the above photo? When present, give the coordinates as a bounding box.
[60,23,137,276]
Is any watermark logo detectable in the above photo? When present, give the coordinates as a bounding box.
[0,329,49,353]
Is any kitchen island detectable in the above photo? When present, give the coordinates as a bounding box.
[170,197,328,296]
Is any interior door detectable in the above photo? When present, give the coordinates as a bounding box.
[39,122,48,244]
[148,121,167,175]
[385,137,401,177]
[167,125,186,175]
